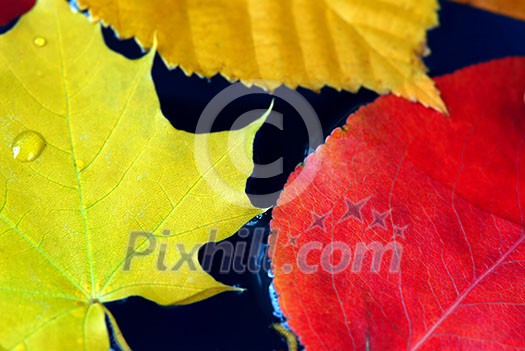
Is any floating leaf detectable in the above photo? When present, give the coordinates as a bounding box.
[0,0,264,349]
[451,0,525,21]
[0,0,35,26]
[76,0,446,112]
[270,58,525,350]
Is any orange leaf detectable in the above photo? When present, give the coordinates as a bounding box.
[451,0,525,21]
[76,0,446,112]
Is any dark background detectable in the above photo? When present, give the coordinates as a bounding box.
[3,1,525,350]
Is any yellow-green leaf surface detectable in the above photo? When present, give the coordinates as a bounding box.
[0,0,264,349]
[77,0,446,112]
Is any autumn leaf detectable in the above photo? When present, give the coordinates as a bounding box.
[76,0,446,112]
[270,58,525,350]
[0,0,35,26]
[451,0,525,21]
[0,0,264,349]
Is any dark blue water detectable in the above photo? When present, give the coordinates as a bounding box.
[2,1,525,350]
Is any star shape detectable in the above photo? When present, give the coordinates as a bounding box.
[368,209,391,229]
[287,235,298,247]
[308,211,329,231]
[339,196,370,223]
[393,224,408,239]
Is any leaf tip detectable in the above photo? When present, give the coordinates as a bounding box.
[394,73,449,114]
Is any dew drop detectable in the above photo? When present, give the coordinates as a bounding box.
[12,130,46,162]
[33,36,47,47]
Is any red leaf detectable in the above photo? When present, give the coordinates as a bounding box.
[270,58,525,351]
[0,0,35,26]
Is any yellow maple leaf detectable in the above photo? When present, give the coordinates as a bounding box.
[0,0,264,349]
[76,0,446,112]
[451,0,525,21]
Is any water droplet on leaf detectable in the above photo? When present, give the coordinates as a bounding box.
[12,130,46,162]
[33,36,46,47]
